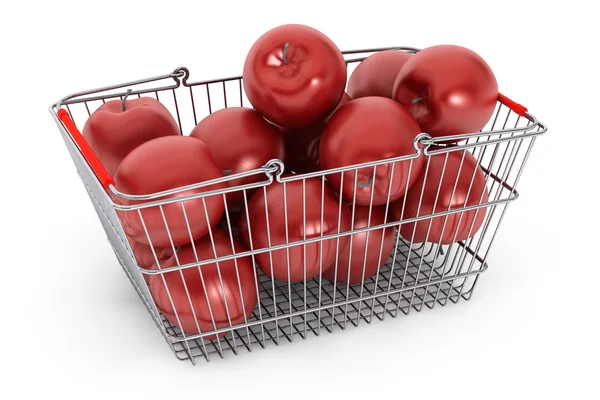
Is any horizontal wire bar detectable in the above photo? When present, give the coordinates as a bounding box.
[163,264,487,342]
[136,193,516,276]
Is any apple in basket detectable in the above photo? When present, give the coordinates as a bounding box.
[347,50,412,99]
[114,136,226,248]
[238,176,352,283]
[82,92,180,175]
[189,107,285,205]
[319,97,425,206]
[282,92,351,174]
[243,24,347,129]
[392,45,498,137]
[390,149,489,244]
[149,229,258,339]
[324,205,397,285]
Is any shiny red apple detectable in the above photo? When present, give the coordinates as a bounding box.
[392,45,498,137]
[243,24,347,128]
[82,96,180,175]
[238,177,352,282]
[347,50,412,99]
[189,107,285,204]
[283,92,351,174]
[115,136,226,247]
[149,229,258,339]
[320,97,425,206]
[324,205,396,284]
[390,149,489,244]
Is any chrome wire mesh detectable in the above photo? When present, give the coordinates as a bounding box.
[50,47,546,364]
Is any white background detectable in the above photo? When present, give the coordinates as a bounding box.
[1,0,598,398]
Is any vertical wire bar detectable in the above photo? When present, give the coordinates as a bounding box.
[136,208,200,361]
[369,161,396,321]
[479,135,539,266]
[159,204,207,361]
[408,153,451,311]
[201,197,238,355]
[382,159,413,318]
[171,89,183,134]
[139,207,196,363]
[222,81,228,108]
[262,186,280,344]
[184,209,224,359]
[179,202,211,360]
[242,190,267,348]
[282,181,294,340]
[457,118,527,282]
[317,175,326,335]
[342,170,360,327]
[206,85,212,114]
[457,134,530,300]
[443,112,514,279]
[65,104,75,126]
[330,171,345,331]
[355,165,378,325]
[189,87,198,126]
[238,79,243,107]
[154,91,160,101]
[84,102,91,117]
[221,194,253,353]
[433,147,488,305]
[394,157,432,317]
[302,178,308,337]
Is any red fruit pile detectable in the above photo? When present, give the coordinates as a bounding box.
[81,24,496,337]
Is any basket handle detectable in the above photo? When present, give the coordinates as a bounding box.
[57,109,114,190]
[498,93,527,117]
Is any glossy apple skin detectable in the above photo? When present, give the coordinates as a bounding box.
[189,107,285,204]
[129,238,175,284]
[392,45,498,137]
[238,177,352,282]
[82,97,180,175]
[390,149,489,244]
[283,92,351,174]
[324,206,396,285]
[320,97,425,206]
[114,136,226,247]
[243,24,347,128]
[149,229,258,339]
[347,50,412,99]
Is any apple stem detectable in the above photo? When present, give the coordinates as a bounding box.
[223,169,233,175]
[122,89,133,112]
[412,97,423,104]
[282,42,289,65]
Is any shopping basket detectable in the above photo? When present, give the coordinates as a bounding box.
[50,46,547,364]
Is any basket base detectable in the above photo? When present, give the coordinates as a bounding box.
[116,235,487,364]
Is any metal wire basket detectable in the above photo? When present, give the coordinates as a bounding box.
[50,46,547,364]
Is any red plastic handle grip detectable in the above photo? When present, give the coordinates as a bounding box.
[57,109,114,190]
[498,93,528,117]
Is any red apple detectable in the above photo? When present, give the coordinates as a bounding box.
[283,92,351,174]
[392,45,498,137]
[83,96,180,175]
[390,149,489,244]
[320,97,425,206]
[115,136,226,247]
[324,205,396,284]
[243,24,347,128]
[347,50,412,99]
[189,107,285,204]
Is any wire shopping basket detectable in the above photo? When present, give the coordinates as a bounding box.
[50,46,547,364]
